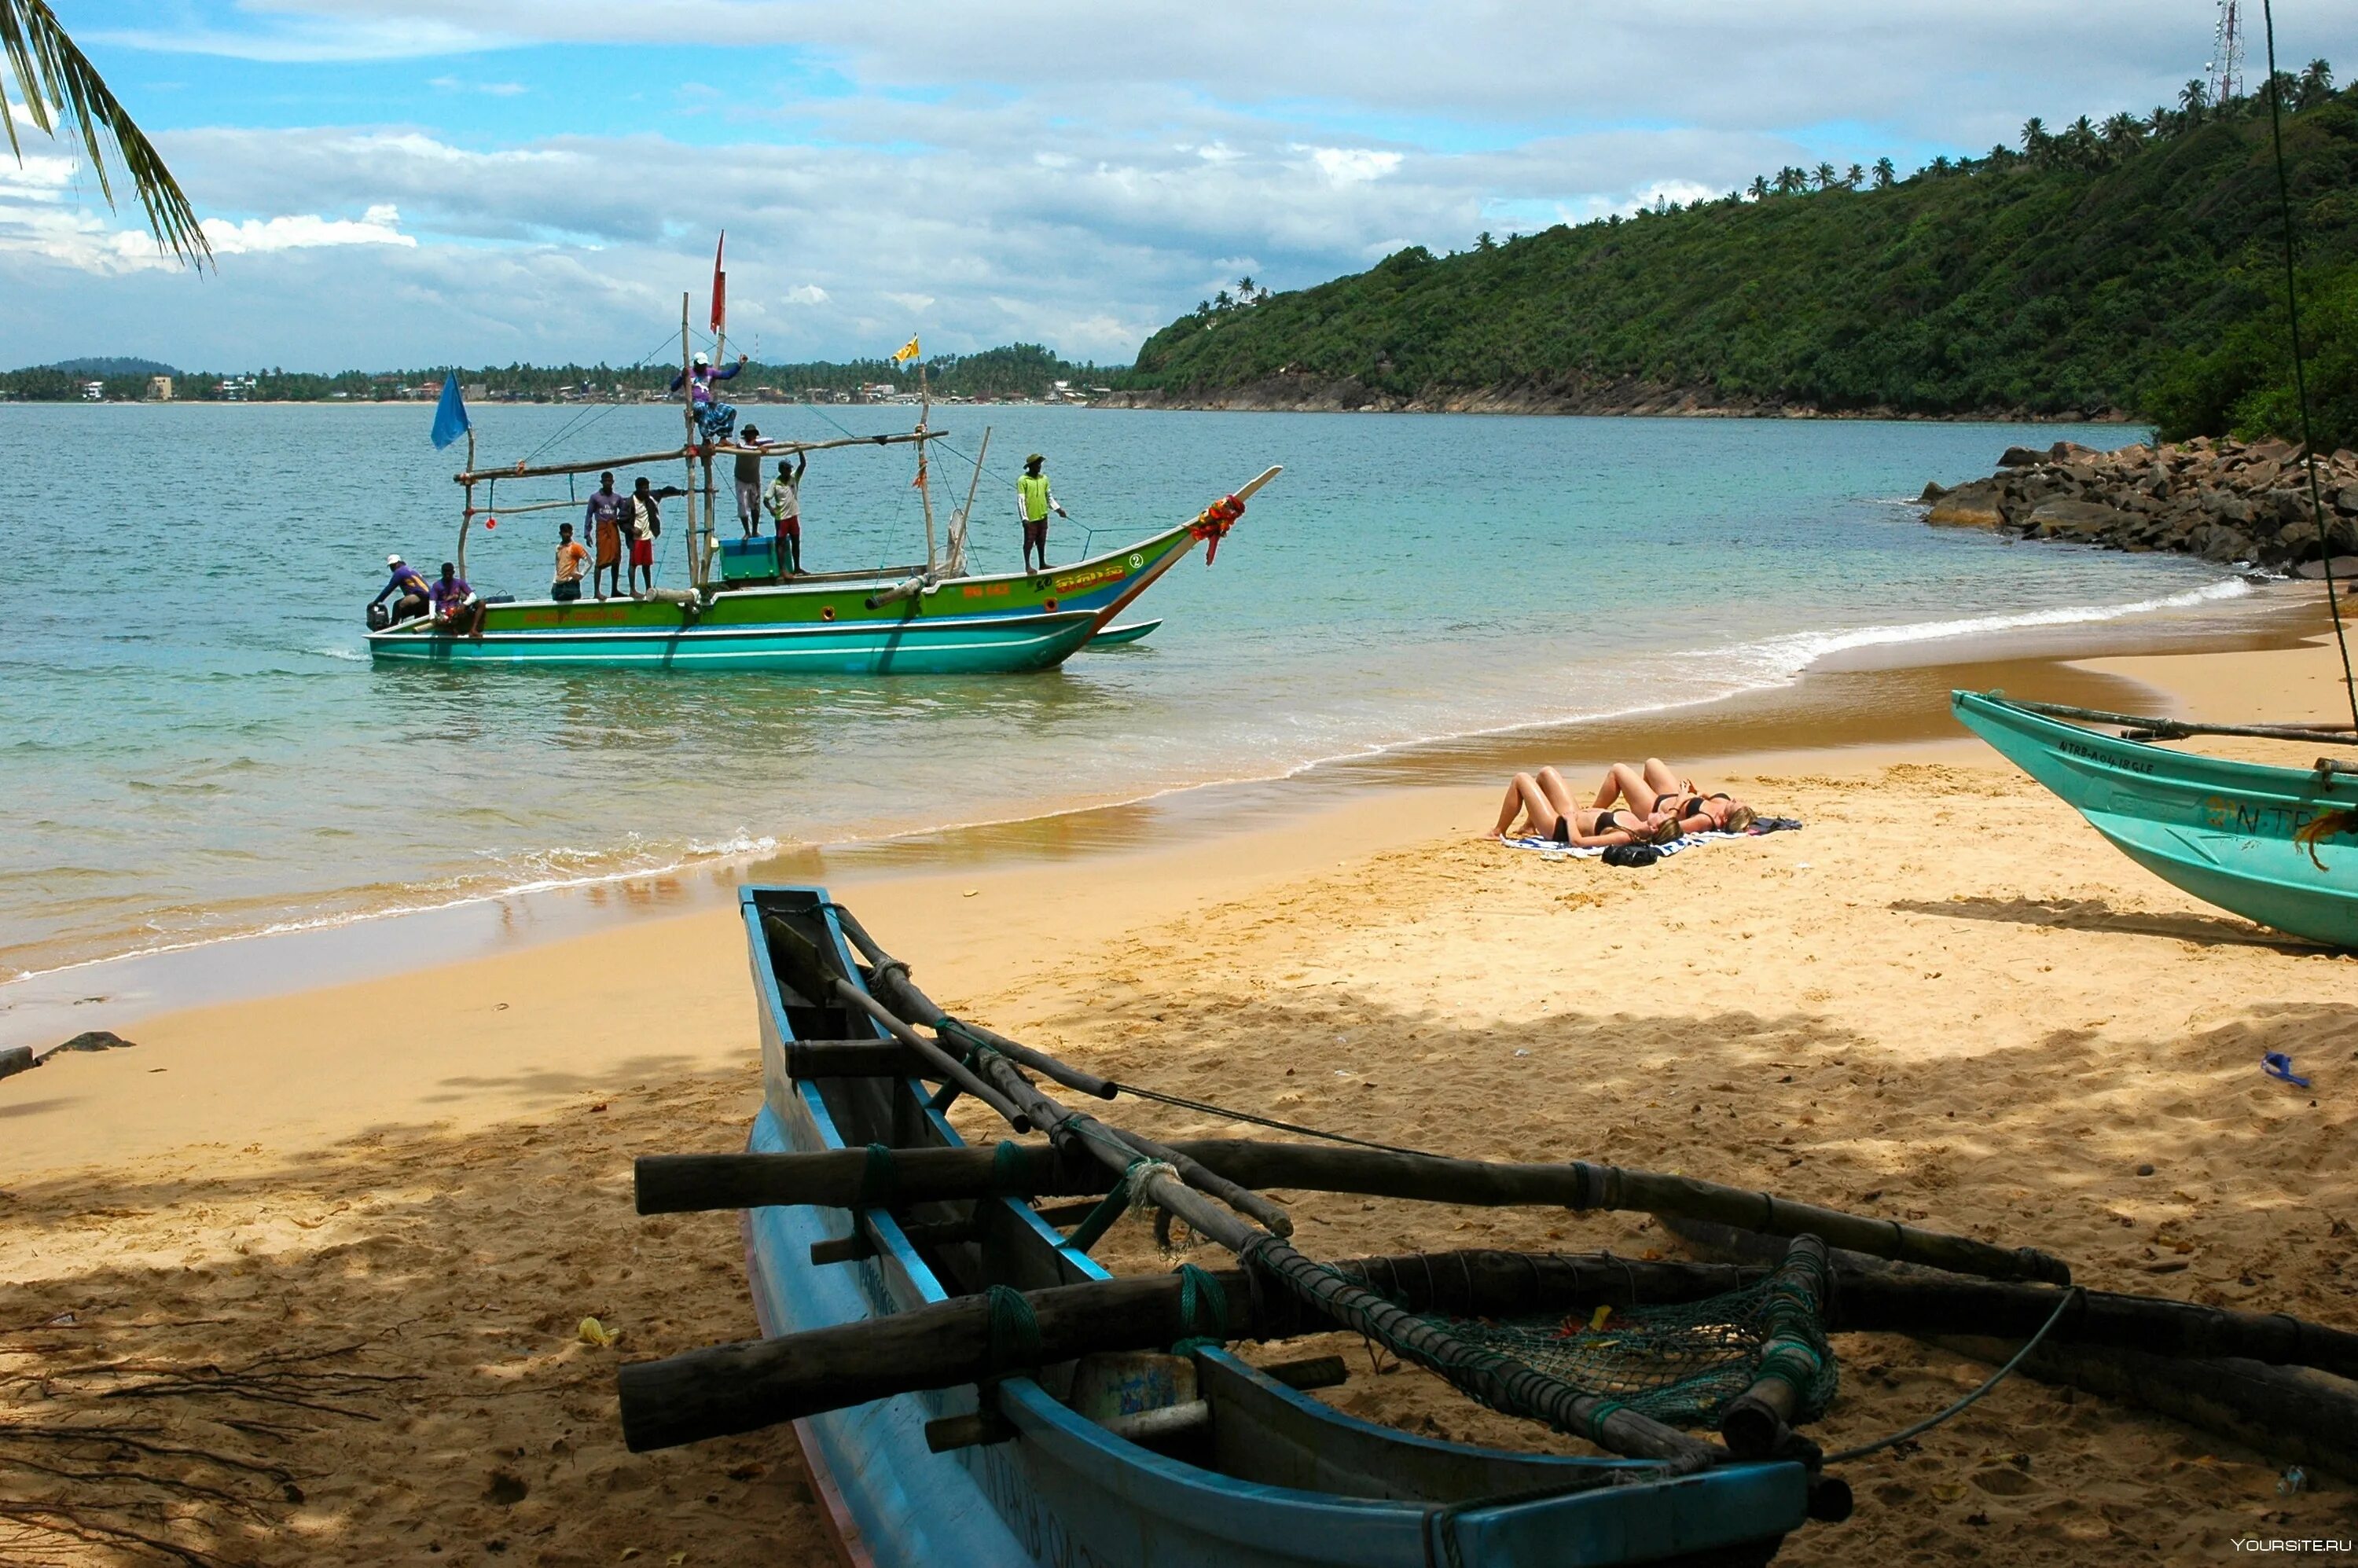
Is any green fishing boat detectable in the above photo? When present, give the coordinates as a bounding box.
[365,311,1276,674]
[1952,691,2358,949]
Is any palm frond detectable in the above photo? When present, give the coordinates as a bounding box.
[0,0,210,267]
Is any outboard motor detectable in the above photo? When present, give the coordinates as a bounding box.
[366,602,391,631]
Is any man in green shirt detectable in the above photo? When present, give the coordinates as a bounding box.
[1016,452,1066,575]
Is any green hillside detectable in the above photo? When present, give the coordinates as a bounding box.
[1126,72,2358,446]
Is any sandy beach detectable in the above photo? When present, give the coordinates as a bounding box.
[7,630,2358,1564]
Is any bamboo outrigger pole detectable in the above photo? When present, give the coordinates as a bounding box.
[453,431,938,487]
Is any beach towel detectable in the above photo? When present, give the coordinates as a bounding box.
[1502,817,1802,861]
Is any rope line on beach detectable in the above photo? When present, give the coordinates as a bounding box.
[1103,1080,1442,1159]
[1821,1286,2081,1464]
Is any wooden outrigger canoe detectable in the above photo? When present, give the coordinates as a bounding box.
[1952,690,2358,949]
[365,476,1271,676]
[702,885,1813,1566]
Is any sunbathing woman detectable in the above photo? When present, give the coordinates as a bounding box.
[1592,758,1758,835]
[1493,767,1683,847]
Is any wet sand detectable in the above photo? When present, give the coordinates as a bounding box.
[6,618,2358,1564]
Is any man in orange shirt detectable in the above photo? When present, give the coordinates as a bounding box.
[552,522,590,602]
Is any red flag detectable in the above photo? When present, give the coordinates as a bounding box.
[709,231,726,336]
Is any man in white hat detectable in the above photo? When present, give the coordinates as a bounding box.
[370,553,432,622]
[670,350,747,445]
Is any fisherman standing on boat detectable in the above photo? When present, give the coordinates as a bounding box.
[626,477,663,597]
[670,351,747,446]
[585,472,628,602]
[1017,453,1066,575]
[552,523,590,603]
[372,554,431,622]
[765,453,808,576]
[733,427,768,538]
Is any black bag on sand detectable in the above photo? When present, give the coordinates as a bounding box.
[1601,844,1662,868]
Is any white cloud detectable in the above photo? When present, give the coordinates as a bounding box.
[1305,146,1404,185]
[782,284,828,305]
[428,75,528,95]
[198,203,417,255]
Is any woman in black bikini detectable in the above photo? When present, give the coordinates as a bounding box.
[1493,767,1683,847]
[1592,759,1758,835]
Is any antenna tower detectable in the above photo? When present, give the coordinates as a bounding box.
[2208,0,2245,104]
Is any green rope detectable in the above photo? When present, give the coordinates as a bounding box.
[983,1284,1043,1374]
[990,1139,1030,1194]
[857,1143,897,1206]
[1170,1262,1229,1355]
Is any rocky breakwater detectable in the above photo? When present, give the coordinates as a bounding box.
[1919,436,2358,575]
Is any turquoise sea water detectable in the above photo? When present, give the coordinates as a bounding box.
[0,402,2250,981]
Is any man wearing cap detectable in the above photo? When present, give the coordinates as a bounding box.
[669,350,747,445]
[732,425,769,538]
[1016,452,1067,575]
[371,554,432,622]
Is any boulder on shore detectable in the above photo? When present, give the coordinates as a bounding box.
[1918,435,2358,569]
[1926,479,2004,528]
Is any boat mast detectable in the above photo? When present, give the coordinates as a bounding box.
[947,424,990,578]
[456,425,476,580]
[679,292,703,593]
[916,359,938,572]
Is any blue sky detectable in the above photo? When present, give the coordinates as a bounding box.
[5,1,2353,371]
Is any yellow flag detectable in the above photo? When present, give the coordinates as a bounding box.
[891,336,921,364]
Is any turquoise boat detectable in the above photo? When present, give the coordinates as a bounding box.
[365,412,1275,674]
[1952,690,2358,948]
[634,885,1815,1567]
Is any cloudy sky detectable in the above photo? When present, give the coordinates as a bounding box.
[5,1,2352,371]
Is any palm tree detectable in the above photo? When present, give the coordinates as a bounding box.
[1811,160,1837,190]
[2,0,207,265]
[1236,274,1256,297]
[2178,79,2210,121]
[2102,112,2143,150]
[2298,58,2334,108]
[1843,162,1864,189]
[2019,116,2050,160]
[1747,174,1771,200]
[2147,105,2173,137]
[2065,115,2099,166]
[1871,156,1895,189]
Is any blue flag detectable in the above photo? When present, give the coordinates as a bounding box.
[430,372,472,450]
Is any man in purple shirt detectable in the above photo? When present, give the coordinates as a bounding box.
[371,554,431,622]
[429,560,487,638]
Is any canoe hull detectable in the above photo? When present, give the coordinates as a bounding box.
[1951,689,2358,948]
[740,886,1807,1568]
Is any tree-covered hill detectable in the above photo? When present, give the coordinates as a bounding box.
[1124,70,2358,446]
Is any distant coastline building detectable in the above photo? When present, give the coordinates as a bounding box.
[146,375,174,402]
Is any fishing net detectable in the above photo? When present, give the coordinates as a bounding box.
[1278,1239,1840,1443]
[1423,1270,1839,1429]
